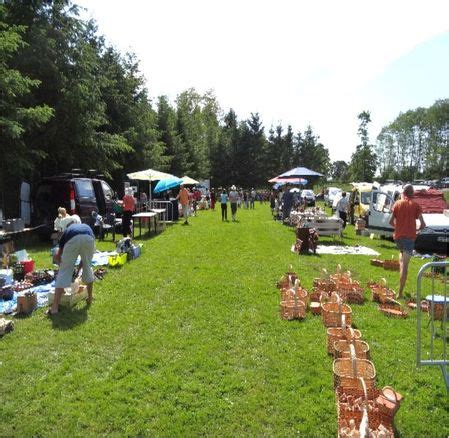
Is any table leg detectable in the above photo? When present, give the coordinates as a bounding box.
[139,218,142,237]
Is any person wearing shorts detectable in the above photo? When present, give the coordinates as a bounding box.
[177,184,190,225]
[389,184,425,298]
[47,222,95,315]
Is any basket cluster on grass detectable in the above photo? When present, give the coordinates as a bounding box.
[278,265,405,437]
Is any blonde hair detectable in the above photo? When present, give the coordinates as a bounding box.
[58,207,67,217]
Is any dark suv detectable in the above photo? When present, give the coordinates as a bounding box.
[31,174,115,234]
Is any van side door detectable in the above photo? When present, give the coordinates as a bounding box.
[367,190,394,237]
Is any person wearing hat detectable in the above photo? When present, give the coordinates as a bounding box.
[229,185,239,222]
[389,184,426,298]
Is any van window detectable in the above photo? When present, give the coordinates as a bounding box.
[374,193,393,213]
[361,192,371,205]
[75,180,95,199]
[101,181,113,201]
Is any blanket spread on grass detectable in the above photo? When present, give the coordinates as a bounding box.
[291,245,380,256]
[0,251,113,314]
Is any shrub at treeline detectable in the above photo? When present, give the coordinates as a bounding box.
[1,1,448,215]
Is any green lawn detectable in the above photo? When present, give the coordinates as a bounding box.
[0,204,448,436]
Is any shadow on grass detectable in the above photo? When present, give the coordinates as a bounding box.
[48,305,89,330]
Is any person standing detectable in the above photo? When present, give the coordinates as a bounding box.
[177,184,190,225]
[282,186,293,222]
[336,192,349,228]
[210,188,216,210]
[46,222,95,315]
[220,189,228,221]
[389,184,426,299]
[250,188,256,209]
[229,185,239,222]
[122,188,136,237]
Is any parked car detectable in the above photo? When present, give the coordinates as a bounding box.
[440,177,449,188]
[367,187,449,255]
[349,182,372,220]
[324,187,342,208]
[300,189,316,206]
[22,173,116,235]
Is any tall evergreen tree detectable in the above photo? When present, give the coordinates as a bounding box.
[349,111,377,182]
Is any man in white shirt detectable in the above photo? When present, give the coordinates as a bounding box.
[336,192,349,228]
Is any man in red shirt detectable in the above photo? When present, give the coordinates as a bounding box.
[389,184,426,298]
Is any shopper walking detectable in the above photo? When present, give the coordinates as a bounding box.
[177,184,190,225]
[229,185,239,222]
[336,192,349,228]
[389,184,426,298]
[250,188,256,209]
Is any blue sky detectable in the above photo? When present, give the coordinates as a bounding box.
[77,0,449,162]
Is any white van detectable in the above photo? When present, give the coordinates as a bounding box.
[367,186,449,255]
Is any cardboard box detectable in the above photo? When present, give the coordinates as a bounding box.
[16,292,37,314]
[48,285,88,307]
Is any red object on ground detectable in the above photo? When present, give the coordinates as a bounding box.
[20,259,35,274]
[413,189,448,214]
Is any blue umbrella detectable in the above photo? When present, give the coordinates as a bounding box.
[153,177,183,194]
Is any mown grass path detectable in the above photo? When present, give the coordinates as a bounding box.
[0,204,448,436]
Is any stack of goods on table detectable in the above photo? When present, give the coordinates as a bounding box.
[289,207,326,227]
[298,215,343,237]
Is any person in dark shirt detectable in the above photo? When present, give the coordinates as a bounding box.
[46,222,95,316]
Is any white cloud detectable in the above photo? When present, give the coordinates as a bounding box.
[77,0,449,161]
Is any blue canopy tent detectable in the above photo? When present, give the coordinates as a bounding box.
[153,177,184,194]
[276,167,323,179]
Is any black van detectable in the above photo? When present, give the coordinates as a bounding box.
[28,174,115,234]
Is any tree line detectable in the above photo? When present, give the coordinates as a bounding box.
[1,1,447,216]
[0,1,332,215]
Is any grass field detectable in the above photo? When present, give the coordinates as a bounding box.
[0,204,448,436]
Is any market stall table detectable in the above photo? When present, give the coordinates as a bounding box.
[132,212,157,238]
[150,208,167,231]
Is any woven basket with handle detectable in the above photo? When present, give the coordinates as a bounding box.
[333,344,376,390]
[321,293,352,328]
[327,326,362,355]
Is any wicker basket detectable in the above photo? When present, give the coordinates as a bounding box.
[333,345,376,390]
[280,299,306,320]
[276,265,298,290]
[312,278,336,292]
[375,386,403,421]
[321,293,352,328]
[310,302,321,315]
[327,327,362,355]
[370,259,384,267]
[379,299,408,318]
[337,379,394,436]
[383,259,400,271]
[339,287,365,304]
[334,339,370,359]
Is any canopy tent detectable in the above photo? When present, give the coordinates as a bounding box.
[127,169,178,201]
[269,177,308,185]
[153,177,184,194]
[276,166,323,179]
[268,167,322,187]
[127,169,175,182]
[181,175,200,185]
